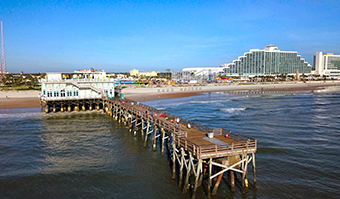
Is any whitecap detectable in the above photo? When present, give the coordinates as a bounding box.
[220,108,246,113]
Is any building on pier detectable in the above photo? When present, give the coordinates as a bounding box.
[40,70,117,113]
[41,70,116,100]
[221,44,312,77]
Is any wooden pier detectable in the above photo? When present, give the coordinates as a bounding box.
[41,96,257,198]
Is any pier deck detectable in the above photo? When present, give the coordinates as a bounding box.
[109,97,257,160]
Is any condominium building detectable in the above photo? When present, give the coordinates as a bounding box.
[221,44,312,77]
[314,52,340,77]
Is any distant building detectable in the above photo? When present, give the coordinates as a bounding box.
[41,70,116,100]
[221,44,312,77]
[130,69,158,77]
[116,74,128,79]
[314,52,340,77]
[158,71,172,79]
[46,69,107,81]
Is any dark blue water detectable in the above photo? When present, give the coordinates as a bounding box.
[1,88,340,198]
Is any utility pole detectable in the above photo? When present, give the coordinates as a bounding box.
[1,20,7,80]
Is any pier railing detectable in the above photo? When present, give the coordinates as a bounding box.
[173,133,257,159]
[111,98,189,138]
[118,98,228,135]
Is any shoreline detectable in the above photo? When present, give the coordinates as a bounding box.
[123,81,340,102]
[1,81,340,109]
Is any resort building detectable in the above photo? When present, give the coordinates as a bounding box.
[40,70,116,100]
[130,69,158,77]
[314,52,340,77]
[221,44,312,77]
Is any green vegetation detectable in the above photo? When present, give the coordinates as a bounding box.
[1,72,44,91]
[238,83,256,85]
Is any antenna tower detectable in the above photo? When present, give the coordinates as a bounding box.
[1,20,6,79]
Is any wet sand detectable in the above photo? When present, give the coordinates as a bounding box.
[1,81,339,109]
[0,98,41,109]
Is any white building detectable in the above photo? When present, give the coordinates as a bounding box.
[314,52,340,77]
[41,70,116,100]
[221,45,312,77]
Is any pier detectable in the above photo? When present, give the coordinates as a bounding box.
[41,94,257,198]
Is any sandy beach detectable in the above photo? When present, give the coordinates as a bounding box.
[123,81,340,102]
[1,81,340,109]
[0,91,41,109]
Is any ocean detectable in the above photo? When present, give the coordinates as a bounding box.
[1,88,340,198]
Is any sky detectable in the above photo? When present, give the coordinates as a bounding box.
[0,0,340,73]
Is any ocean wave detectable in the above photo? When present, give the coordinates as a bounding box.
[0,112,44,119]
[159,99,233,107]
[219,107,246,113]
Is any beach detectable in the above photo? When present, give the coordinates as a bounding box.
[1,81,339,109]
[122,81,340,101]
[0,90,41,109]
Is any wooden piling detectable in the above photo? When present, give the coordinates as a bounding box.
[252,152,257,190]
[241,153,245,193]
[212,170,224,195]
[230,171,235,192]
[152,125,157,151]
[161,128,165,154]
[144,121,150,147]
[182,152,192,193]
[192,159,202,199]
[172,142,176,179]
[179,148,185,189]
[208,158,212,198]
[141,118,145,138]
[242,154,249,193]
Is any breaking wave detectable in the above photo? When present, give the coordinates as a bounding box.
[219,107,247,113]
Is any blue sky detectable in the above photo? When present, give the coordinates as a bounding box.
[1,0,339,73]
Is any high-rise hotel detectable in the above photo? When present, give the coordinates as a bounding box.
[221,44,312,77]
[314,52,340,77]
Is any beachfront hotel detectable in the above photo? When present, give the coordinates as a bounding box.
[221,44,312,77]
[40,69,116,100]
[314,52,340,77]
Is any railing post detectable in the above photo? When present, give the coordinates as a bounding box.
[232,143,234,154]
